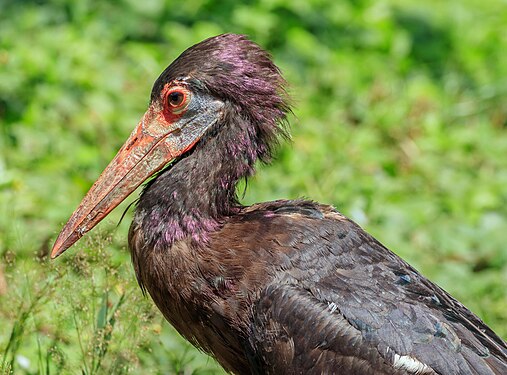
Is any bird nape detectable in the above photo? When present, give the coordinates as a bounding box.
[52,34,507,374]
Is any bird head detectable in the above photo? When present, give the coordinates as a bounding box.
[51,34,289,258]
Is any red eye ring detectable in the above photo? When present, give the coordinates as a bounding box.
[165,87,190,113]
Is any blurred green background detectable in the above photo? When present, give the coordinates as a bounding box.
[1,0,506,373]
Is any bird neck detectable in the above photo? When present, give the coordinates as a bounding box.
[134,112,258,250]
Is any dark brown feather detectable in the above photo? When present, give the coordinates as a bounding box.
[130,200,507,374]
[126,34,506,374]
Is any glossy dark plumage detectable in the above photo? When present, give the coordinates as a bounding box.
[55,34,507,374]
[131,199,507,374]
[125,35,507,374]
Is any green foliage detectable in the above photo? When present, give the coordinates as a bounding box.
[1,0,506,373]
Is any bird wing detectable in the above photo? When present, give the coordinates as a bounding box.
[237,200,507,375]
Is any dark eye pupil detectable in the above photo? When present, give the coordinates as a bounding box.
[169,92,184,106]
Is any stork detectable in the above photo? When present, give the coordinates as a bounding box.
[52,34,507,374]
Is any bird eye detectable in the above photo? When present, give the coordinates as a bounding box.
[167,90,187,109]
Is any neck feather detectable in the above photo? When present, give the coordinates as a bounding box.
[134,107,260,250]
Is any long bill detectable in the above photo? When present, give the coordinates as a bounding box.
[51,112,177,259]
[51,92,224,259]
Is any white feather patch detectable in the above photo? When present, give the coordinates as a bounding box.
[392,353,433,374]
[327,302,338,314]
